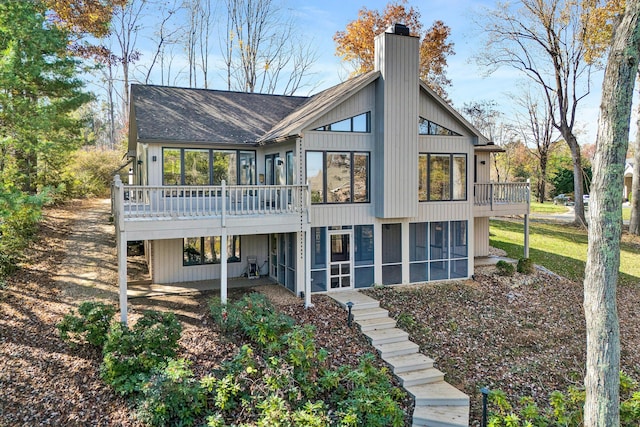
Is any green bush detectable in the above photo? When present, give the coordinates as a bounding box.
[57,301,117,347]
[61,148,127,198]
[516,258,534,275]
[210,293,295,351]
[101,310,182,394]
[496,260,515,276]
[332,354,406,427]
[0,189,48,277]
[488,371,640,426]
[136,358,206,427]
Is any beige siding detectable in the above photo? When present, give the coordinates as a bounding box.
[475,152,491,183]
[374,32,419,219]
[150,235,269,284]
[474,217,490,257]
[306,84,376,131]
[419,94,470,137]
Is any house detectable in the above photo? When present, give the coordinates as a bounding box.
[113,24,530,323]
[624,159,634,201]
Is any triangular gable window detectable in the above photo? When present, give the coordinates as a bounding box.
[314,112,371,133]
[419,117,461,136]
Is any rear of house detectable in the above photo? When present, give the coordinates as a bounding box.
[113,24,529,322]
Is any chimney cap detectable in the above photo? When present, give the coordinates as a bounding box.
[386,23,410,36]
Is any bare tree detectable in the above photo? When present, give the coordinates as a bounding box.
[110,0,147,118]
[138,0,181,85]
[584,1,640,424]
[222,0,318,95]
[630,101,640,235]
[513,89,559,202]
[476,0,603,226]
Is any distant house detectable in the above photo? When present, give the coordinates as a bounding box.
[113,24,530,322]
[624,160,634,201]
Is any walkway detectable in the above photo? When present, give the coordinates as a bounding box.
[330,291,469,427]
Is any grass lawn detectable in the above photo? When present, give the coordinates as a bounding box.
[623,206,631,221]
[490,219,640,286]
[529,201,570,214]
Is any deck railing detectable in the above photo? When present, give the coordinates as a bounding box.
[112,176,310,221]
[474,182,530,209]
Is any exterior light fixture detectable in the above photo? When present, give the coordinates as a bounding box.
[480,387,490,427]
[346,301,354,327]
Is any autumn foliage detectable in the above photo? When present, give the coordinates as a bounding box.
[334,1,454,99]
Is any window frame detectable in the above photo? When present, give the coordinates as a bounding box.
[418,153,467,202]
[182,235,241,266]
[313,111,371,133]
[306,150,370,205]
[163,147,256,186]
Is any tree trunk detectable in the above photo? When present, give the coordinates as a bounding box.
[584,3,640,425]
[562,130,587,226]
[630,109,640,234]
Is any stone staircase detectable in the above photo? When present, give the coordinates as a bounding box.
[330,290,470,427]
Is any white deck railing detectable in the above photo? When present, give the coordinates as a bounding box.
[112,176,310,221]
[474,182,530,209]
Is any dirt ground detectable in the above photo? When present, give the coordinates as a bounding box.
[0,199,411,426]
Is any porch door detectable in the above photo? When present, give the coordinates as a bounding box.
[329,231,353,290]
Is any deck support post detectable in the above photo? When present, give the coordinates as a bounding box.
[304,229,312,308]
[524,214,530,259]
[221,228,228,305]
[118,230,128,324]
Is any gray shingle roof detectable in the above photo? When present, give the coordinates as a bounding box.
[131,85,309,144]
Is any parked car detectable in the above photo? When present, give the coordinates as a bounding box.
[583,194,589,208]
[553,194,572,206]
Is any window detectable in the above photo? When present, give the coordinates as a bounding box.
[382,223,402,285]
[314,112,370,133]
[162,148,255,185]
[354,225,374,288]
[183,236,241,266]
[419,117,461,136]
[306,151,370,204]
[418,153,467,201]
[409,223,428,283]
[311,227,327,292]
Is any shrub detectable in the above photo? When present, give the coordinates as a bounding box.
[61,148,127,198]
[57,301,117,347]
[101,310,182,394]
[0,189,47,277]
[496,260,515,276]
[516,258,535,275]
[332,354,405,427]
[136,358,206,427]
[488,371,640,426]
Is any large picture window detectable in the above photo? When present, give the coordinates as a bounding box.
[306,151,370,204]
[418,153,467,201]
[163,148,255,186]
[183,236,241,266]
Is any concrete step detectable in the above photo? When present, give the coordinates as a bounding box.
[331,291,380,310]
[366,328,409,346]
[352,307,389,321]
[386,353,435,374]
[357,317,397,331]
[412,405,469,427]
[406,381,470,406]
[375,340,420,358]
[397,367,445,387]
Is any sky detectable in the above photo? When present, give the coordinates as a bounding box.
[97,0,618,146]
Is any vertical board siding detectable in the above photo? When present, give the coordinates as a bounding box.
[150,235,269,284]
[419,94,469,136]
[375,32,419,219]
[474,217,490,257]
[306,84,376,130]
[475,152,491,183]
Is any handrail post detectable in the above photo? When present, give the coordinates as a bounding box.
[221,180,226,227]
[490,183,494,211]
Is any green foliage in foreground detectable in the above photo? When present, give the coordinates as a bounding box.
[516,258,534,275]
[101,310,182,395]
[57,301,117,347]
[487,371,640,426]
[0,189,48,278]
[208,293,406,427]
[59,295,406,426]
[495,260,515,276]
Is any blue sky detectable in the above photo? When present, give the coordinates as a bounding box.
[103,0,613,145]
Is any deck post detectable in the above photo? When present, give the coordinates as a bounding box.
[118,229,128,324]
[221,229,228,305]
[304,229,313,308]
